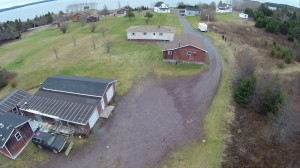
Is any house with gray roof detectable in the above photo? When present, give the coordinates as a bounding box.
[0,110,34,160]
[185,6,199,16]
[154,1,170,13]
[127,25,176,41]
[19,74,117,136]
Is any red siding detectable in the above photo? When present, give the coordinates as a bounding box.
[5,122,33,158]
[163,45,206,63]
[0,147,12,159]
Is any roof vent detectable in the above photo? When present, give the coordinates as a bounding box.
[6,125,12,130]
[0,123,4,128]
[0,134,2,137]
[1,137,5,141]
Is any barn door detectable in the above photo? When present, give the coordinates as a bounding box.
[106,85,114,103]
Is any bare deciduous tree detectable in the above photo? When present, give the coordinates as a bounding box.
[90,23,97,32]
[99,27,108,37]
[72,35,76,46]
[53,48,59,60]
[103,38,113,54]
[60,22,67,34]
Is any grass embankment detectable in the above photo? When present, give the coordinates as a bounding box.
[161,15,234,168]
[0,12,203,166]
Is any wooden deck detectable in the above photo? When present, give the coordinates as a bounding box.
[100,106,114,119]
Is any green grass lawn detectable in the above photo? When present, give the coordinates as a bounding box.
[185,16,201,29]
[160,26,233,168]
[215,11,240,22]
[0,12,199,98]
[0,12,204,166]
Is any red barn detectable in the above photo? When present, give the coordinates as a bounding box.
[0,111,33,160]
[162,33,207,64]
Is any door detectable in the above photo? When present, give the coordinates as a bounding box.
[105,85,114,103]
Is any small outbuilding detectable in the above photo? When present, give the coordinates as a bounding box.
[0,110,34,160]
[162,33,207,64]
[72,13,81,22]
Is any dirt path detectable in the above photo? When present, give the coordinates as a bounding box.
[40,13,222,168]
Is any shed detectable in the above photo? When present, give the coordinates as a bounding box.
[0,111,34,160]
[114,8,128,16]
[162,34,207,64]
[72,13,81,22]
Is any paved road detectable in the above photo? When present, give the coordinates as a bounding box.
[41,13,222,168]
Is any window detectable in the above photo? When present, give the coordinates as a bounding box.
[132,33,135,36]
[168,50,172,55]
[187,51,192,56]
[15,131,22,141]
[159,33,163,36]
[143,32,147,35]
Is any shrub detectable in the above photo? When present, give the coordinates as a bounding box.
[257,76,285,115]
[277,62,285,69]
[0,67,17,89]
[270,48,276,57]
[0,75,8,89]
[233,75,257,107]
[284,54,292,64]
[255,17,267,28]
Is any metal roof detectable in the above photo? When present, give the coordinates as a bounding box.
[41,74,116,98]
[127,26,176,33]
[0,90,30,111]
[19,90,100,125]
[185,6,198,11]
[0,110,30,147]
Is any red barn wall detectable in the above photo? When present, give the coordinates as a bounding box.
[163,46,206,62]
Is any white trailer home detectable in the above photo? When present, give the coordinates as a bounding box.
[198,23,208,32]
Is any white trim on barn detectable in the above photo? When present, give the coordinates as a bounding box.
[106,85,114,103]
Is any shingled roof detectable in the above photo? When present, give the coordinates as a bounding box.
[162,33,207,51]
[154,1,164,7]
[41,74,116,98]
[0,110,30,147]
[127,25,176,33]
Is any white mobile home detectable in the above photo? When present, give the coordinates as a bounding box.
[127,25,176,41]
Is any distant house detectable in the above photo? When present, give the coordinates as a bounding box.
[239,13,248,19]
[72,13,81,22]
[216,3,232,13]
[267,6,277,11]
[162,34,207,64]
[87,15,99,22]
[18,75,117,136]
[114,8,128,16]
[0,110,34,160]
[127,25,176,41]
[185,6,198,16]
[154,1,170,13]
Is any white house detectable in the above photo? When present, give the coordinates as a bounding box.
[216,3,232,13]
[239,13,248,19]
[127,25,176,41]
[154,1,170,13]
[267,6,277,11]
[185,6,198,16]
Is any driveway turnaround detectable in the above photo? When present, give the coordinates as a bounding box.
[41,13,222,168]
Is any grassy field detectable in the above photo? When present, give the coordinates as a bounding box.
[185,16,200,29]
[160,20,233,167]
[0,12,202,99]
[0,12,204,166]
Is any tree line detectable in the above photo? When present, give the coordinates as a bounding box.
[245,4,300,41]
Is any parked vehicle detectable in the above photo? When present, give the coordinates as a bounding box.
[32,131,67,153]
[198,23,208,32]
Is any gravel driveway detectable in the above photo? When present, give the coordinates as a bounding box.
[40,13,222,168]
